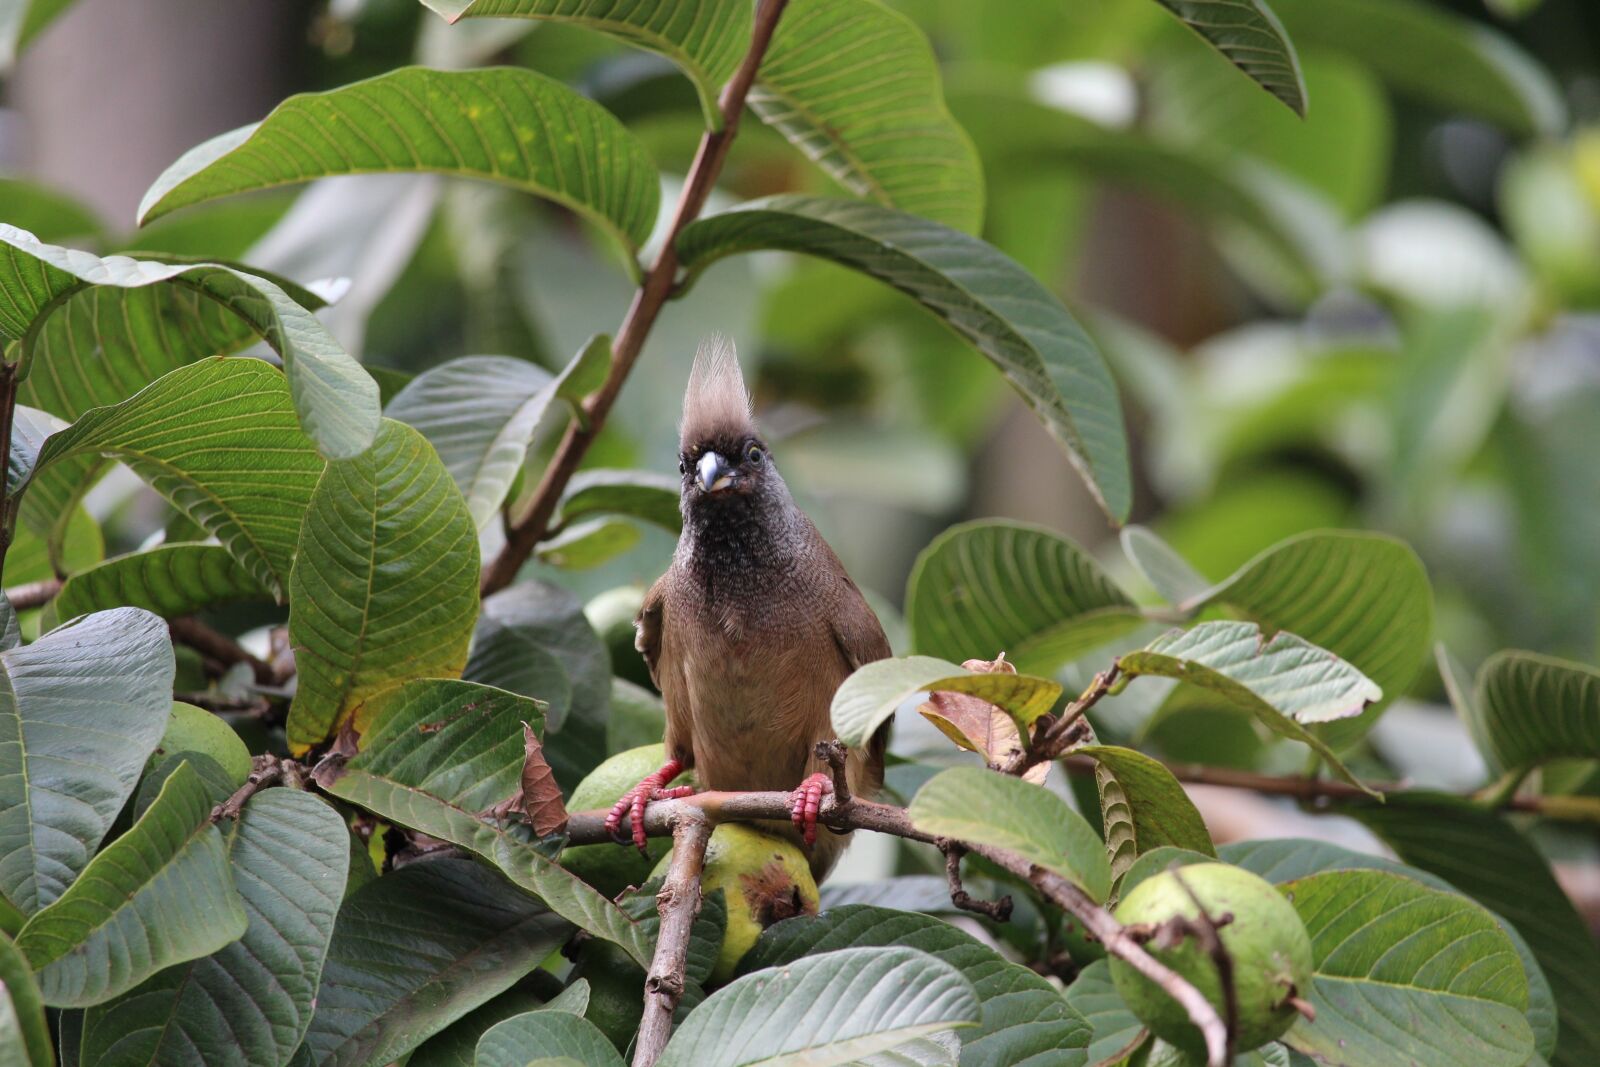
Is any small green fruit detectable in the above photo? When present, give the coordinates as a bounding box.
[560,744,689,896]
[1109,863,1312,1058]
[652,823,819,982]
[586,586,654,689]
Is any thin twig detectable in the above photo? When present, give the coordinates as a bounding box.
[1168,867,1237,1061]
[169,615,274,684]
[1001,665,1118,778]
[481,0,792,596]
[210,754,288,822]
[815,739,852,805]
[940,839,1012,921]
[633,810,712,1067]
[566,791,1231,1067]
[4,577,61,610]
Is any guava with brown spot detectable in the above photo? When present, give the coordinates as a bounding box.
[1109,863,1313,1058]
[652,823,819,982]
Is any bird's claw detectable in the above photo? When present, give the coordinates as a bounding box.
[790,772,833,847]
[603,760,691,852]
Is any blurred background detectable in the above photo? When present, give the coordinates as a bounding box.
[4,0,1598,912]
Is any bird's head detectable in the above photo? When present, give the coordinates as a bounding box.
[677,336,784,515]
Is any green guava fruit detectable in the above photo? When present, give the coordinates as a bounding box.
[585,586,654,689]
[1109,862,1313,1058]
[652,823,819,982]
[560,744,689,896]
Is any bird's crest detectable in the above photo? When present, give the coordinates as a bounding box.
[680,335,753,448]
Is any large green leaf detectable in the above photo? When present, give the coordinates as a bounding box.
[407,987,564,1067]
[16,762,247,1008]
[1270,0,1564,137]
[295,858,567,1067]
[1119,525,1210,608]
[677,198,1131,522]
[313,679,651,966]
[0,178,100,243]
[905,521,1141,674]
[0,225,377,460]
[0,607,175,916]
[1344,793,1600,1067]
[286,419,479,749]
[385,355,555,531]
[474,1011,625,1067]
[139,66,660,256]
[79,789,349,1067]
[1151,0,1306,116]
[1062,961,1143,1067]
[831,656,1061,751]
[1183,531,1433,747]
[1280,869,1533,1067]
[0,931,50,1067]
[742,905,1091,1067]
[909,767,1112,902]
[1119,621,1379,793]
[751,0,983,234]
[657,946,979,1066]
[1468,651,1600,777]
[1076,744,1214,889]
[22,359,324,597]
[47,545,269,625]
[418,0,746,126]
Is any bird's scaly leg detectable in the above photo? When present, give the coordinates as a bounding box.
[790,772,833,847]
[604,760,695,851]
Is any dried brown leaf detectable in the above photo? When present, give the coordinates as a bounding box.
[518,721,569,836]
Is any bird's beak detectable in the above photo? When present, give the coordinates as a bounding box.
[696,451,735,493]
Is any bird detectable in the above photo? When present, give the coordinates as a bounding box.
[604,336,891,880]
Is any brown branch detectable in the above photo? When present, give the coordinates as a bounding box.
[169,615,274,685]
[633,810,712,1067]
[481,0,792,596]
[567,791,1231,1067]
[815,739,851,805]
[211,753,288,822]
[1000,665,1118,778]
[1168,867,1237,1061]
[4,577,61,610]
[940,840,1012,921]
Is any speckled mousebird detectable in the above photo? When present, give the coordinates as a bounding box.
[604,336,891,879]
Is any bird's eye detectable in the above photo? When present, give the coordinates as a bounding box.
[678,458,688,475]
[746,446,764,465]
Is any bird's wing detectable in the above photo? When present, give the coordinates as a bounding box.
[829,573,894,795]
[635,573,668,690]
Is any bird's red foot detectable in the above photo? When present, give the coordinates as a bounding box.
[790,772,833,847]
[603,760,694,852]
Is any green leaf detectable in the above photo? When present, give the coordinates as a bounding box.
[313,680,652,967]
[16,762,247,1008]
[475,1011,625,1067]
[906,521,1141,674]
[909,767,1112,902]
[677,199,1131,522]
[22,359,324,597]
[418,0,747,127]
[751,0,984,234]
[1469,651,1600,777]
[1182,531,1434,748]
[151,701,253,787]
[555,469,681,534]
[0,226,377,459]
[1343,793,1599,1067]
[0,608,176,916]
[657,946,980,1067]
[385,355,556,532]
[830,656,1061,750]
[285,419,480,750]
[1151,0,1307,116]
[296,858,568,1067]
[407,987,551,1067]
[1062,960,1145,1067]
[1280,869,1533,1067]
[1118,621,1380,793]
[1119,525,1209,607]
[740,905,1091,1067]
[537,518,641,569]
[1077,744,1214,888]
[79,789,349,1067]
[0,931,51,1067]
[0,178,100,243]
[139,66,660,256]
[1270,0,1564,136]
[47,545,270,626]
